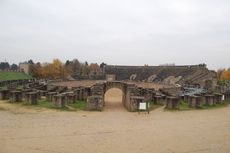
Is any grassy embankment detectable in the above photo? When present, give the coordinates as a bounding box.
[0,71,32,81]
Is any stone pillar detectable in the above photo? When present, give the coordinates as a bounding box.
[224,92,230,101]
[46,92,57,102]
[188,96,202,108]
[125,85,136,111]
[214,93,222,104]
[141,89,154,102]
[22,89,32,99]
[130,96,145,112]
[79,88,84,100]
[184,95,189,102]
[74,89,81,100]
[166,97,179,109]
[0,89,9,100]
[65,92,76,104]
[154,95,165,105]
[53,94,66,107]
[90,84,105,107]
[205,95,214,106]
[9,91,23,102]
[25,92,38,105]
[83,88,91,101]
[34,90,46,99]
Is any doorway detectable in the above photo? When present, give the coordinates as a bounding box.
[104,88,125,111]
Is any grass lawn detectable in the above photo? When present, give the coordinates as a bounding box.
[179,100,230,111]
[69,100,87,110]
[23,98,87,111]
[149,102,163,111]
[0,71,32,81]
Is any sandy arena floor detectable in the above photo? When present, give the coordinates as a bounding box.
[0,89,230,153]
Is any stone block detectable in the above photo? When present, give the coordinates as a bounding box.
[87,96,103,111]
[25,92,38,105]
[166,96,179,109]
[0,89,9,100]
[154,95,165,105]
[9,91,23,102]
[65,92,76,104]
[214,93,222,104]
[46,92,57,102]
[205,95,214,106]
[53,94,66,107]
[188,96,202,108]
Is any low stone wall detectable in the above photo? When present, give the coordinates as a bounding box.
[87,95,103,111]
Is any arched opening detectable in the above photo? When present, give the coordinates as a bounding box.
[104,88,125,111]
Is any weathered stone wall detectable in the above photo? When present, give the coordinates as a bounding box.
[104,64,217,88]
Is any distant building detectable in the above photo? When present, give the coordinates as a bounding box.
[19,63,31,74]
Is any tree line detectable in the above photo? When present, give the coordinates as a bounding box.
[29,59,106,79]
[1,59,230,81]
[0,62,18,70]
[217,68,230,80]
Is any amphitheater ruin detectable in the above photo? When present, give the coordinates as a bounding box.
[1,64,229,112]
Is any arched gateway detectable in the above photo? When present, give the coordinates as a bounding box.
[104,81,126,106]
[86,81,154,111]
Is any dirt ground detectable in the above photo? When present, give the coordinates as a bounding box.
[0,89,230,153]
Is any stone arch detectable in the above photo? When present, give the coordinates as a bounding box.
[88,81,143,112]
[104,81,127,106]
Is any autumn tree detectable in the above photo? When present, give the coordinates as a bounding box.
[89,63,100,75]
[24,58,101,80]
[220,68,230,80]
[217,68,225,80]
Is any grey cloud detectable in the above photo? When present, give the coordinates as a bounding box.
[0,0,230,70]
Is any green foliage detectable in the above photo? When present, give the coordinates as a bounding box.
[0,72,32,81]
[26,99,86,111]
[35,99,71,111]
[217,80,225,86]
[201,100,230,109]
[69,100,87,110]
[179,100,230,111]
[179,100,193,111]
[36,99,55,108]
[148,102,163,111]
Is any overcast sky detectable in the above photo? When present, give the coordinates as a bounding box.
[0,0,229,70]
